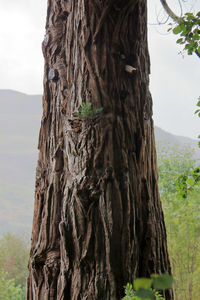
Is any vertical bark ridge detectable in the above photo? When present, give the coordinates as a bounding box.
[28,1,173,299]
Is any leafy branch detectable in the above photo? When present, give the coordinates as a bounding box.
[168,11,200,194]
[168,11,200,56]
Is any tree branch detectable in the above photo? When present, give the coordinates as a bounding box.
[160,0,180,21]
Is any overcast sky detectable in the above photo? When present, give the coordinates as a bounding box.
[0,0,199,139]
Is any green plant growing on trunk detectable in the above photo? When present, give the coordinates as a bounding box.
[73,102,103,120]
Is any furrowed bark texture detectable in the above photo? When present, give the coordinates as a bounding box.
[27,1,173,299]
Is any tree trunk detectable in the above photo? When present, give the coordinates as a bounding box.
[27,1,173,299]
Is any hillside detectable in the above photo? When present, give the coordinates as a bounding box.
[0,90,199,236]
[0,90,42,236]
[154,127,200,159]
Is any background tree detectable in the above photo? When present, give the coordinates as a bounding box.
[157,143,197,196]
[0,233,29,288]
[157,144,200,300]
[27,1,173,299]
[0,268,24,300]
[0,233,28,300]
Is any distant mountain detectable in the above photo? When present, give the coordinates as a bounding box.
[0,90,199,237]
[154,126,200,159]
[0,90,42,236]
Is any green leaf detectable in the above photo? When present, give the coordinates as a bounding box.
[173,26,182,34]
[134,289,154,299]
[153,274,173,290]
[176,38,183,44]
[194,109,200,114]
[186,178,195,186]
[185,44,191,50]
[134,278,153,291]
[196,100,200,107]
[193,167,200,174]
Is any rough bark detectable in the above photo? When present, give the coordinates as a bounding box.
[27,1,173,299]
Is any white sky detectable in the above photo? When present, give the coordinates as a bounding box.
[0,0,199,139]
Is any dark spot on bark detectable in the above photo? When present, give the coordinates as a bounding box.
[48,69,58,81]
[55,148,64,172]
[62,11,69,19]
[120,90,129,100]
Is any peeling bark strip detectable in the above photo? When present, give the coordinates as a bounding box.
[27,1,173,299]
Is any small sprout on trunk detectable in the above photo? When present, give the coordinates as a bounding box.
[73,102,103,120]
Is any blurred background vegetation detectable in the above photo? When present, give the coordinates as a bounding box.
[0,233,29,299]
[157,143,200,300]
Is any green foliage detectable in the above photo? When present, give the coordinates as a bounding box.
[175,167,200,199]
[74,102,103,120]
[134,289,154,300]
[194,97,200,118]
[169,10,200,160]
[0,268,25,300]
[134,278,152,290]
[195,98,200,147]
[151,274,173,290]
[169,11,200,55]
[0,233,29,288]
[123,274,173,300]
[153,291,166,300]
[123,283,136,299]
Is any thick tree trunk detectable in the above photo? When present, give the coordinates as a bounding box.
[27,1,173,299]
